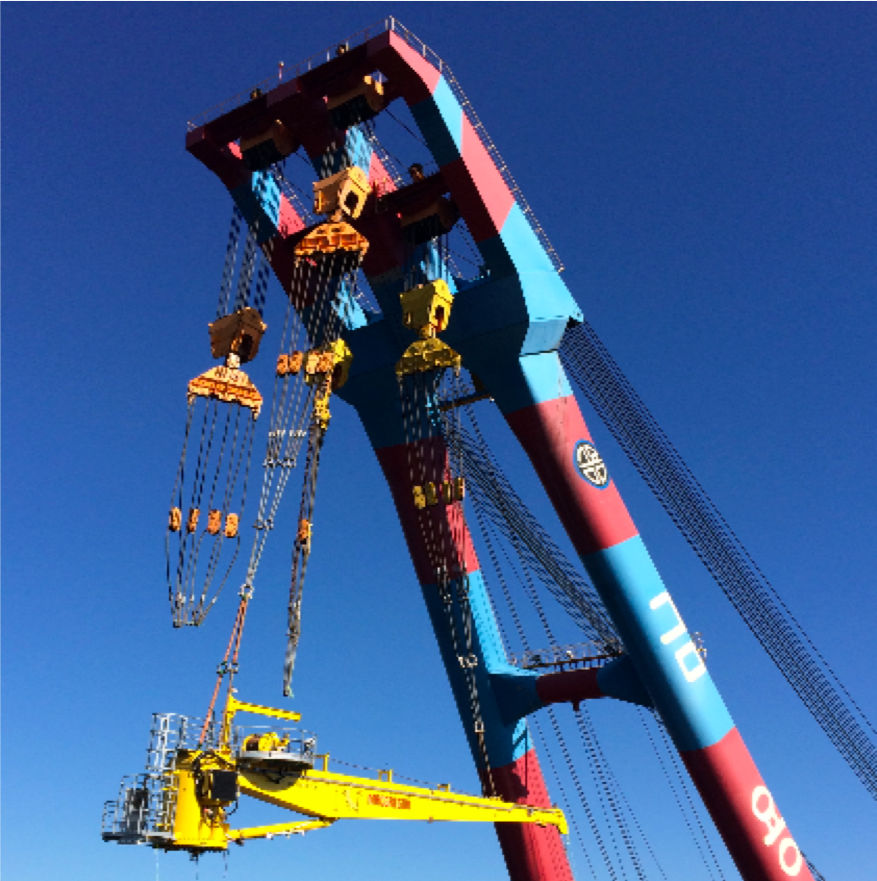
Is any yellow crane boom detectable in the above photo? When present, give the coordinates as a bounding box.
[103,697,567,855]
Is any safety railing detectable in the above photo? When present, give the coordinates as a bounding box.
[234,724,317,766]
[183,19,563,272]
[510,641,624,671]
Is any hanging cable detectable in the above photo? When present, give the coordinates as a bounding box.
[440,406,620,652]
[561,319,877,799]
[642,710,727,881]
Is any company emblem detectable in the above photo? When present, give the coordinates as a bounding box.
[574,441,610,488]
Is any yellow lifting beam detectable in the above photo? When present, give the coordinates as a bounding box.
[186,359,263,417]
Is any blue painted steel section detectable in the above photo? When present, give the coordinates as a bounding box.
[447,344,572,418]
[231,171,281,243]
[468,567,520,673]
[418,567,533,767]
[303,287,369,334]
[513,351,574,412]
[366,268,406,315]
[489,670,542,724]
[319,124,374,175]
[335,324,408,449]
[488,205,582,355]
[483,203,555,275]
[597,655,653,707]
[410,77,462,167]
[411,241,458,294]
[585,536,734,752]
[345,125,373,173]
[446,274,528,358]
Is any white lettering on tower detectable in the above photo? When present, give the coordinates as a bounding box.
[648,591,707,683]
[751,785,803,876]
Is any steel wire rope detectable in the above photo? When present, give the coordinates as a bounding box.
[643,710,727,881]
[803,853,828,881]
[449,397,648,879]
[398,368,496,796]
[573,706,634,881]
[463,433,609,877]
[203,204,334,702]
[465,460,526,659]
[167,403,197,623]
[441,415,619,649]
[272,161,317,225]
[530,713,601,881]
[185,213,268,623]
[193,402,237,619]
[217,207,243,318]
[282,247,363,693]
[560,320,877,798]
[611,771,667,881]
[196,406,257,623]
[510,504,658,880]
[232,223,260,312]
[360,122,406,188]
[457,452,611,644]
[443,369,498,796]
[179,398,220,619]
[245,290,312,585]
[282,405,327,695]
[449,397,685,879]
[198,588,252,745]
[549,705,620,881]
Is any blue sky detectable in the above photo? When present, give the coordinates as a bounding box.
[2,4,876,880]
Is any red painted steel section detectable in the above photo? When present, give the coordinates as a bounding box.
[367,31,440,102]
[536,668,604,707]
[682,728,813,880]
[442,114,516,243]
[276,194,307,238]
[505,395,637,555]
[367,150,398,195]
[376,439,479,584]
[487,750,574,881]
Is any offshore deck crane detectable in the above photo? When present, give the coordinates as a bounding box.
[103,694,566,853]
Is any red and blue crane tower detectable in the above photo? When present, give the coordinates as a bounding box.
[106,19,875,881]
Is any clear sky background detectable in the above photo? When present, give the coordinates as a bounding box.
[2,4,876,881]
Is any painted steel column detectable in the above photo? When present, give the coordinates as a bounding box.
[495,352,813,881]
[373,432,573,881]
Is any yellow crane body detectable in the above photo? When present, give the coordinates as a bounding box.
[103,699,567,855]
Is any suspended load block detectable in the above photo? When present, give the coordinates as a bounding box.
[400,279,454,338]
[313,166,370,220]
[397,279,461,375]
[208,307,267,363]
[305,339,354,390]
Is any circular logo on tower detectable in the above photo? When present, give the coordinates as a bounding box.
[574,440,610,489]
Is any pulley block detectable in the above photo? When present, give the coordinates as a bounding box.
[208,307,267,364]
